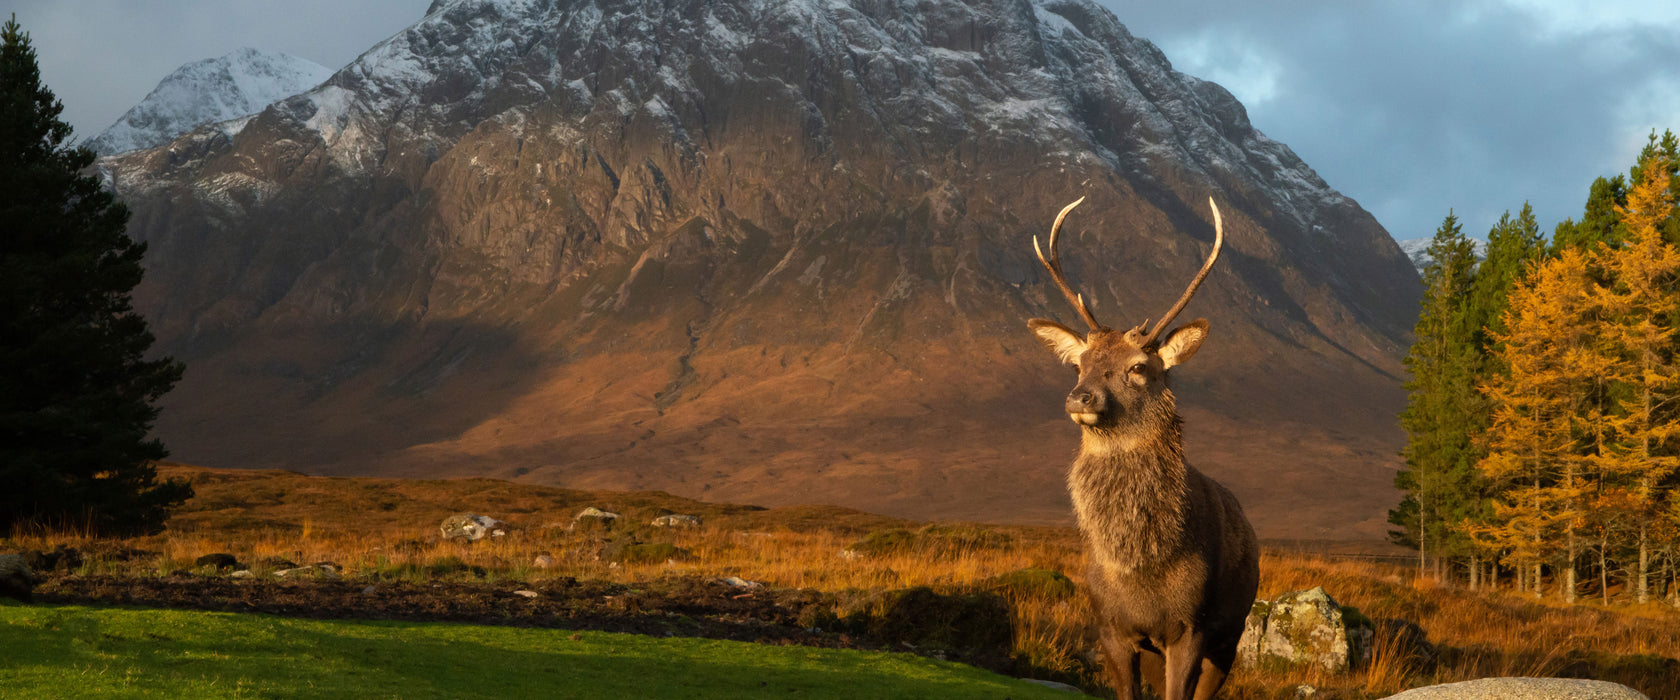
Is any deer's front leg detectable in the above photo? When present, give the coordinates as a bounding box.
[1162,631,1206,700]
[1098,629,1143,700]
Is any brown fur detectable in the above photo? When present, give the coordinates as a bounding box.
[1030,321,1260,700]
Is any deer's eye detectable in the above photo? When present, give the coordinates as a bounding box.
[1129,363,1147,376]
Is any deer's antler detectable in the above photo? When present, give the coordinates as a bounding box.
[1141,197,1223,345]
[1033,197,1103,331]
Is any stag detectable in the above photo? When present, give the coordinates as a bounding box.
[1027,197,1259,700]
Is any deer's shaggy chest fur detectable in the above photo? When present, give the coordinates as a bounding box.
[1069,399,1258,653]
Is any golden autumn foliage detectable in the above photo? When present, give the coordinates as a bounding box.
[1470,154,1680,605]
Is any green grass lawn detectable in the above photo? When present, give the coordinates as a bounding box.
[0,602,1076,699]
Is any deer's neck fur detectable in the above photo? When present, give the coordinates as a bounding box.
[1068,390,1189,574]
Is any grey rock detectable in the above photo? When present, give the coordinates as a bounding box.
[571,507,621,532]
[275,563,339,578]
[513,590,539,598]
[651,514,701,528]
[0,554,39,601]
[716,576,763,589]
[441,513,507,541]
[1382,678,1649,700]
[230,570,256,579]
[1239,587,1375,673]
[533,554,555,568]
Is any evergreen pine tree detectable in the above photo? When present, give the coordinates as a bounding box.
[1394,212,1484,575]
[1552,176,1628,252]
[0,16,189,534]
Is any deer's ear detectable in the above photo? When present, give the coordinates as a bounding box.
[1029,319,1086,366]
[1159,319,1209,370]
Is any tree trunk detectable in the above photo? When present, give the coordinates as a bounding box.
[1566,535,1577,604]
[1638,521,1650,604]
[1601,539,1611,605]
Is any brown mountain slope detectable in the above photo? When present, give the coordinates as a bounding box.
[105,0,1420,539]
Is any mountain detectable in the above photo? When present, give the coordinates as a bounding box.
[86,48,331,154]
[1396,236,1484,274]
[101,0,1422,540]
[1397,238,1431,274]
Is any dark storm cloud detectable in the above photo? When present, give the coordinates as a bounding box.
[1108,0,1680,241]
[6,0,1678,242]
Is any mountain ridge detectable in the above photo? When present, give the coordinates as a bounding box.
[103,0,1421,539]
[87,47,332,155]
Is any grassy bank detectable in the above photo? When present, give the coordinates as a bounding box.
[0,603,1072,699]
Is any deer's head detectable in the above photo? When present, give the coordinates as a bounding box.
[1027,197,1223,430]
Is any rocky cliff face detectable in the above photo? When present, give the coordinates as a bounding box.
[86,48,331,155]
[104,0,1421,538]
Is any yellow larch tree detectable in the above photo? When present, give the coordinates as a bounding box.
[1594,155,1680,603]
[1473,248,1599,598]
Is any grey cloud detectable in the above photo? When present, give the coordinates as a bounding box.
[1107,0,1680,241]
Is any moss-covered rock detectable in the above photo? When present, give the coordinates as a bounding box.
[867,586,1013,652]
[1239,587,1376,673]
[981,568,1075,601]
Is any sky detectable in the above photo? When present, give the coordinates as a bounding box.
[6,0,1679,243]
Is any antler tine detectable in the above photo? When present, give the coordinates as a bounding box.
[1033,197,1102,330]
[1142,197,1224,345]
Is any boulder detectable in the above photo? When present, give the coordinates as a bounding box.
[1239,587,1375,673]
[651,514,701,528]
[1380,678,1649,699]
[440,513,508,541]
[0,554,39,602]
[1375,618,1437,671]
[533,553,555,568]
[571,507,620,533]
[276,562,340,578]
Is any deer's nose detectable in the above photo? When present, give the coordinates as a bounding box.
[1066,390,1104,414]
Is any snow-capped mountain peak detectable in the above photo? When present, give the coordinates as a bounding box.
[86,48,332,154]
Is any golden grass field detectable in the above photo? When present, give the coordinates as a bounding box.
[7,464,1677,699]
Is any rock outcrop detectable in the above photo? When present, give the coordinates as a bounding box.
[1239,587,1374,673]
[440,513,508,541]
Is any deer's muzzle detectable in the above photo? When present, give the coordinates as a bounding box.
[1066,389,1105,425]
